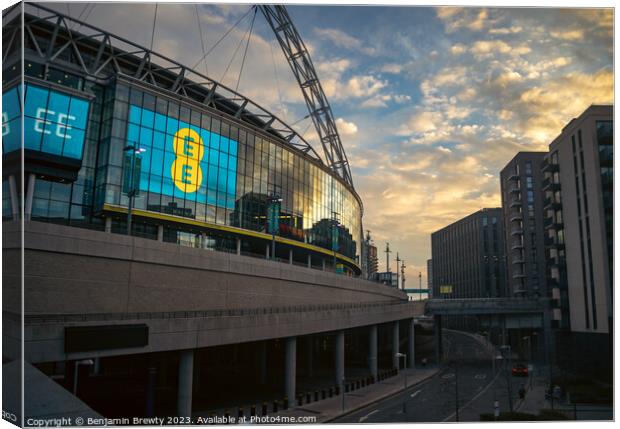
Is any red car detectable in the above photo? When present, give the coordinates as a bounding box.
[512,364,529,377]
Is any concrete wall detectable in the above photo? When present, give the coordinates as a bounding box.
[3,221,417,363]
[3,221,407,315]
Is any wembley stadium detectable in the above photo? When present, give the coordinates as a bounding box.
[3,2,364,275]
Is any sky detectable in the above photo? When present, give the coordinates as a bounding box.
[44,1,613,287]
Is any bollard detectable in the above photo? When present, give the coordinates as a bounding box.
[251,405,256,417]
[306,392,311,403]
[328,387,333,397]
[322,389,326,400]
[273,400,279,413]
[297,394,303,406]
[356,380,360,389]
[314,390,319,402]
[345,383,349,393]
[335,385,340,395]
[283,397,288,410]
[261,402,267,416]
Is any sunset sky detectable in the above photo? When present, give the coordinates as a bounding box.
[52,1,614,286]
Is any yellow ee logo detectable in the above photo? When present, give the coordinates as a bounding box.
[171,128,204,194]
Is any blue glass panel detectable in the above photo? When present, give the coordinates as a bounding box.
[141,108,155,129]
[4,83,89,159]
[127,104,238,210]
[63,129,85,158]
[129,105,141,124]
[154,112,166,132]
[24,116,43,151]
[2,117,21,153]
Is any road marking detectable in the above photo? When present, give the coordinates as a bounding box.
[410,390,422,398]
[442,373,455,379]
[442,368,502,422]
[475,374,487,380]
[358,409,379,422]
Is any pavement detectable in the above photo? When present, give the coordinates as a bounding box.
[272,367,440,423]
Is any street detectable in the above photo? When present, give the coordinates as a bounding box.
[335,331,520,423]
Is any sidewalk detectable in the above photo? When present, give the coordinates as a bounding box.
[270,367,439,423]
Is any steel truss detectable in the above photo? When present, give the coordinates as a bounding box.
[259,5,354,188]
[2,3,321,161]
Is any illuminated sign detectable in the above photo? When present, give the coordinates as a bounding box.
[2,83,90,158]
[127,105,238,210]
[440,285,453,294]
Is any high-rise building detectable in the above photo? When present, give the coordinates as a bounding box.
[500,152,548,298]
[431,208,506,299]
[542,106,612,376]
[362,231,379,279]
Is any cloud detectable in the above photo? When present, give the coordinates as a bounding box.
[450,44,467,55]
[489,26,522,34]
[550,29,584,41]
[314,27,377,56]
[381,63,404,74]
[335,118,358,135]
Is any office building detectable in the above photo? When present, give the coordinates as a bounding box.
[430,208,506,299]
[500,152,548,298]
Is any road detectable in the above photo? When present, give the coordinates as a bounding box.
[335,331,521,423]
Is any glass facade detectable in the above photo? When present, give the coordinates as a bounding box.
[97,82,361,260]
[9,63,362,266]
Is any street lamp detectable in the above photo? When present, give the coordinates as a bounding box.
[396,352,407,413]
[73,359,94,395]
[500,344,514,412]
[124,144,146,236]
[266,191,282,261]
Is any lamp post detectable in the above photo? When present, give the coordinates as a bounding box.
[73,359,94,395]
[331,211,340,273]
[396,253,401,289]
[500,344,513,412]
[267,191,282,261]
[124,144,146,236]
[396,352,407,413]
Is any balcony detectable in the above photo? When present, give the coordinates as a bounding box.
[509,213,523,223]
[542,178,560,192]
[509,186,521,194]
[508,173,519,181]
[543,196,562,210]
[510,228,524,236]
[544,217,564,230]
[512,258,525,265]
[509,200,522,209]
[541,162,559,173]
[511,242,524,251]
[512,272,527,280]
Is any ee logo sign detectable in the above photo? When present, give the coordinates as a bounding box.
[171,127,204,194]
[34,107,77,139]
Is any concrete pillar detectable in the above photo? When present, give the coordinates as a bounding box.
[392,321,400,370]
[259,342,267,385]
[408,319,415,369]
[289,249,293,265]
[322,259,326,271]
[307,254,312,268]
[146,366,157,416]
[236,238,241,255]
[105,217,112,233]
[306,337,314,377]
[368,325,378,380]
[93,358,102,375]
[434,315,443,364]
[157,225,164,241]
[177,350,194,417]
[284,337,296,408]
[266,244,270,259]
[24,173,35,220]
[8,175,19,219]
[201,232,207,249]
[335,330,345,386]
